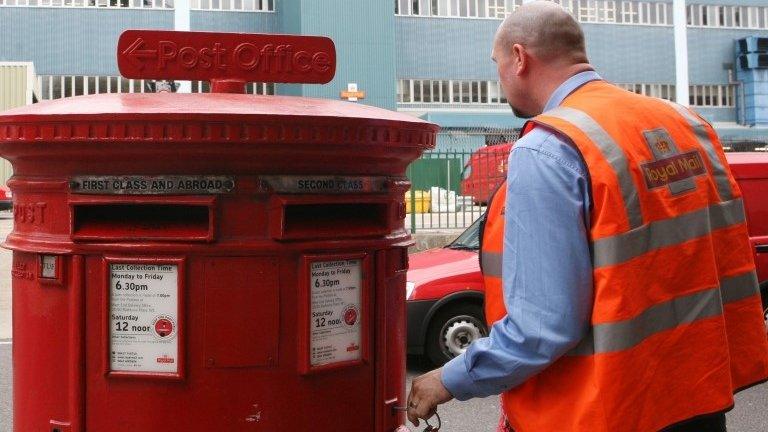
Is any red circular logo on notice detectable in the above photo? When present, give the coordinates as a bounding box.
[154,318,174,338]
[343,306,358,326]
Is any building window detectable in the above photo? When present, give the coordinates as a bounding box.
[653,2,670,25]
[37,75,274,100]
[578,0,597,22]
[395,0,768,28]
[395,0,675,26]
[397,0,521,18]
[38,75,148,99]
[191,0,273,11]
[686,4,768,29]
[620,1,638,24]
[190,81,274,94]
[688,85,735,107]
[551,0,575,15]
[487,0,506,18]
[0,0,277,8]
[0,0,172,8]
[577,0,615,23]
[758,6,766,28]
[616,83,676,101]
[397,78,508,106]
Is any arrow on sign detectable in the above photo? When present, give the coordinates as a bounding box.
[122,38,158,70]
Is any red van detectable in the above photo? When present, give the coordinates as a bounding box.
[408,152,768,366]
[460,142,513,205]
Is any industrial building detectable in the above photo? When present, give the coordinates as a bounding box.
[1,0,768,152]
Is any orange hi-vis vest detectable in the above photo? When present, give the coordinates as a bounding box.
[480,80,768,432]
[481,181,507,326]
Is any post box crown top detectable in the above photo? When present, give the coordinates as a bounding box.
[0,93,438,148]
[117,30,336,90]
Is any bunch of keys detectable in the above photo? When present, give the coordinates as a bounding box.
[393,406,442,431]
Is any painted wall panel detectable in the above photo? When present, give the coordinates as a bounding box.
[395,17,499,80]
[688,27,768,84]
[0,8,172,75]
[583,24,675,84]
[0,8,276,76]
[695,107,737,123]
[279,1,396,109]
[0,64,28,184]
[394,18,678,84]
[190,10,277,33]
[0,65,27,110]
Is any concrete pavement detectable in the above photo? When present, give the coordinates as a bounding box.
[406,358,768,432]
[1,344,10,432]
[0,212,11,341]
[1,212,12,432]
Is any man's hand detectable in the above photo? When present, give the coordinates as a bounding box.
[406,368,454,427]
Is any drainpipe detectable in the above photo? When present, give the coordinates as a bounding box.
[673,0,690,106]
[174,0,191,93]
[728,68,746,126]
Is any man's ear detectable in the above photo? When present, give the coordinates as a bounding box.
[511,44,527,76]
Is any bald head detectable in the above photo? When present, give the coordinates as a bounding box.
[495,1,588,65]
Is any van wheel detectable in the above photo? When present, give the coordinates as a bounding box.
[425,303,487,367]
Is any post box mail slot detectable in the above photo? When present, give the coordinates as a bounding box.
[270,196,392,240]
[71,198,216,242]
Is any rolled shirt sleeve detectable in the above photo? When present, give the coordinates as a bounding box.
[442,128,594,400]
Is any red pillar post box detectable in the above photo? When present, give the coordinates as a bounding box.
[0,30,437,432]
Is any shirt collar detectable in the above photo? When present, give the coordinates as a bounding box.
[543,70,603,112]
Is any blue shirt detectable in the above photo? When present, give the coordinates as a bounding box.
[441,71,600,400]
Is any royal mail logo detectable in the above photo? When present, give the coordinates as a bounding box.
[654,139,672,154]
[641,128,705,195]
[641,150,707,189]
[346,342,360,352]
[117,30,336,84]
[156,355,175,364]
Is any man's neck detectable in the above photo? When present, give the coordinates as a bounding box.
[534,63,595,114]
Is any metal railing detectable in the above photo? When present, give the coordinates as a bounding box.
[406,128,517,233]
[405,150,486,233]
[405,131,768,233]
[721,138,768,152]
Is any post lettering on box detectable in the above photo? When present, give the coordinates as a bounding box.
[13,202,46,226]
[71,175,234,195]
[259,175,388,194]
[117,30,336,84]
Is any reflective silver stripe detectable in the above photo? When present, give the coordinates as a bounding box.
[542,106,643,230]
[570,271,759,356]
[663,101,734,201]
[481,251,503,278]
[721,270,760,304]
[593,198,746,268]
